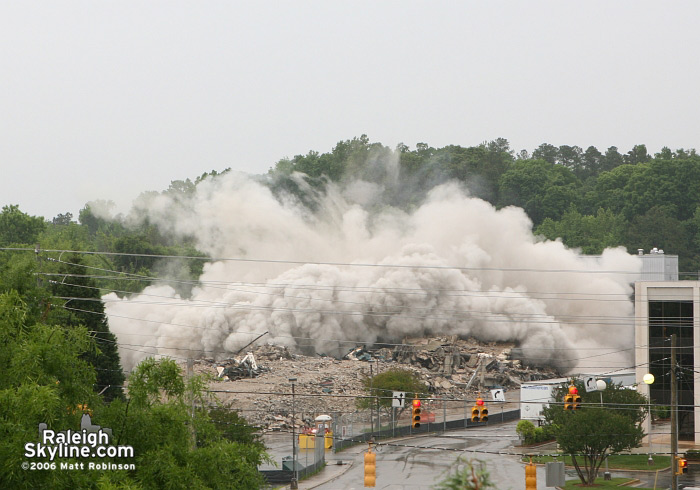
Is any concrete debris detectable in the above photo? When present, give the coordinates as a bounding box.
[343,346,373,361]
[184,338,559,430]
[249,344,294,361]
[217,352,269,381]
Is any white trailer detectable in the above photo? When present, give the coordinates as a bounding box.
[519,370,636,422]
[520,379,566,422]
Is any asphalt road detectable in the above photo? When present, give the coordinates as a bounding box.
[263,421,700,489]
[313,420,541,490]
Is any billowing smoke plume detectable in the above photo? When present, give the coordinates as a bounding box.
[104,169,640,373]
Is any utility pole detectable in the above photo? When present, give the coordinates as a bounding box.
[289,377,298,490]
[35,243,42,287]
[186,358,196,447]
[375,359,380,437]
[671,334,678,490]
[443,396,446,433]
[369,364,374,436]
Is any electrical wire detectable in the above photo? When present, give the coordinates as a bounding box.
[5,246,651,275]
[51,279,638,326]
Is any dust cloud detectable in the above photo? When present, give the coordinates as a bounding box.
[104,170,640,373]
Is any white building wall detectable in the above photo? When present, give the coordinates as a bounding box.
[635,281,700,444]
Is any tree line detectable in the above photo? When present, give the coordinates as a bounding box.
[272,136,700,275]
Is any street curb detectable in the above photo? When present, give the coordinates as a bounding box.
[304,460,354,490]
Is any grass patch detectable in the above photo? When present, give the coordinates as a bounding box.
[523,453,670,471]
[561,477,654,488]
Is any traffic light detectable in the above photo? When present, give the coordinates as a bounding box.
[471,397,488,422]
[564,393,573,410]
[412,398,422,429]
[471,405,480,422]
[564,385,580,410]
[572,393,581,410]
[364,445,376,487]
[525,459,536,490]
[480,405,489,422]
[70,404,92,415]
[475,397,488,422]
[677,457,688,475]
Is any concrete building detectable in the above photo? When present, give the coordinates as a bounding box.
[635,280,700,443]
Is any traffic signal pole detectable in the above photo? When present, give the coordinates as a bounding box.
[671,334,678,490]
[525,458,536,489]
[364,442,376,487]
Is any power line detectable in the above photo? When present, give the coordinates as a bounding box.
[57,294,637,329]
[51,279,637,326]
[68,305,638,367]
[37,272,639,302]
[4,246,649,275]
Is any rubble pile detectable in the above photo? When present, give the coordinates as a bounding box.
[185,338,559,429]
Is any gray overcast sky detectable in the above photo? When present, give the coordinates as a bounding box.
[2,1,699,219]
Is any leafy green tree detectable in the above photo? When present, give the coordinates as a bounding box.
[112,235,165,272]
[51,212,74,226]
[674,148,697,159]
[588,163,636,215]
[542,380,647,485]
[602,146,624,172]
[434,139,513,202]
[498,159,580,225]
[0,297,269,490]
[398,142,432,176]
[515,420,555,445]
[552,408,643,485]
[357,368,428,410]
[0,204,46,246]
[48,255,125,402]
[515,149,530,160]
[626,159,700,221]
[536,207,627,254]
[532,143,558,164]
[433,458,494,489]
[515,420,537,444]
[78,201,117,236]
[581,146,604,179]
[194,168,231,185]
[40,219,92,253]
[655,146,674,160]
[622,205,699,276]
[558,145,583,173]
[205,406,263,449]
[0,291,99,489]
[624,144,651,165]
[0,252,49,322]
[99,358,270,489]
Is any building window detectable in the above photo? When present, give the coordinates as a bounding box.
[648,301,694,440]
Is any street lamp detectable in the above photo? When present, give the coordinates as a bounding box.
[289,377,298,490]
[643,373,655,466]
[596,380,612,481]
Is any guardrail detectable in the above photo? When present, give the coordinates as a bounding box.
[333,409,520,452]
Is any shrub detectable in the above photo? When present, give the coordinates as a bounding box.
[516,420,556,445]
[653,405,670,420]
[516,420,537,444]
